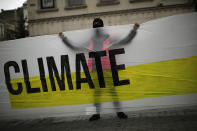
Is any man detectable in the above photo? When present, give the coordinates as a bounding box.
[59,18,139,121]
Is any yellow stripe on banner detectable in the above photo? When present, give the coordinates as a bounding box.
[9,56,197,109]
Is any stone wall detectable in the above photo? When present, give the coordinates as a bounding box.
[27,0,194,36]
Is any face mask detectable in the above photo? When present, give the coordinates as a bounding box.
[93,22,103,28]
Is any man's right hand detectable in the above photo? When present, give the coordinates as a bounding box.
[59,32,63,36]
[59,32,64,39]
[133,23,140,31]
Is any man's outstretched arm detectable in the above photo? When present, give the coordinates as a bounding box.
[59,32,95,51]
[109,23,140,48]
[59,32,81,50]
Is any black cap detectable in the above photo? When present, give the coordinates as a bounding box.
[93,18,104,28]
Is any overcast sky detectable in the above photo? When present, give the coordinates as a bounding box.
[0,0,27,11]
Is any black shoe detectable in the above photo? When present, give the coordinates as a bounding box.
[89,114,100,121]
[117,112,128,119]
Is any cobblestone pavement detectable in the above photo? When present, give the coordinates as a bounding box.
[1,105,197,131]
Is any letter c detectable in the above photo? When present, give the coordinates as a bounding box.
[4,61,23,95]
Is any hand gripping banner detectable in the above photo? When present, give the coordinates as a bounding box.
[0,13,197,110]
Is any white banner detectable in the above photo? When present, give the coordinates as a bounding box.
[0,13,197,120]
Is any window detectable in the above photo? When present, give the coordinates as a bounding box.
[38,0,58,13]
[65,0,87,10]
[97,0,120,6]
[129,0,153,3]
[40,0,55,9]
[68,0,83,6]
[101,0,114,2]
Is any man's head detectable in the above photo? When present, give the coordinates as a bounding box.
[93,18,104,28]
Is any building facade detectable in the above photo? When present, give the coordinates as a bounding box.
[27,0,195,36]
[0,9,20,41]
[0,7,29,41]
[23,2,29,30]
[0,22,5,41]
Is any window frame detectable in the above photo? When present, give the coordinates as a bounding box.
[65,0,87,10]
[97,0,120,7]
[40,0,55,9]
[37,0,58,13]
[68,0,83,6]
[129,0,153,3]
[100,0,115,2]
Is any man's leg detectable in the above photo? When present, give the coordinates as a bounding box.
[89,72,101,121]
[89,103,101,121]
[109,78,128,119]
[112,92,128,119]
